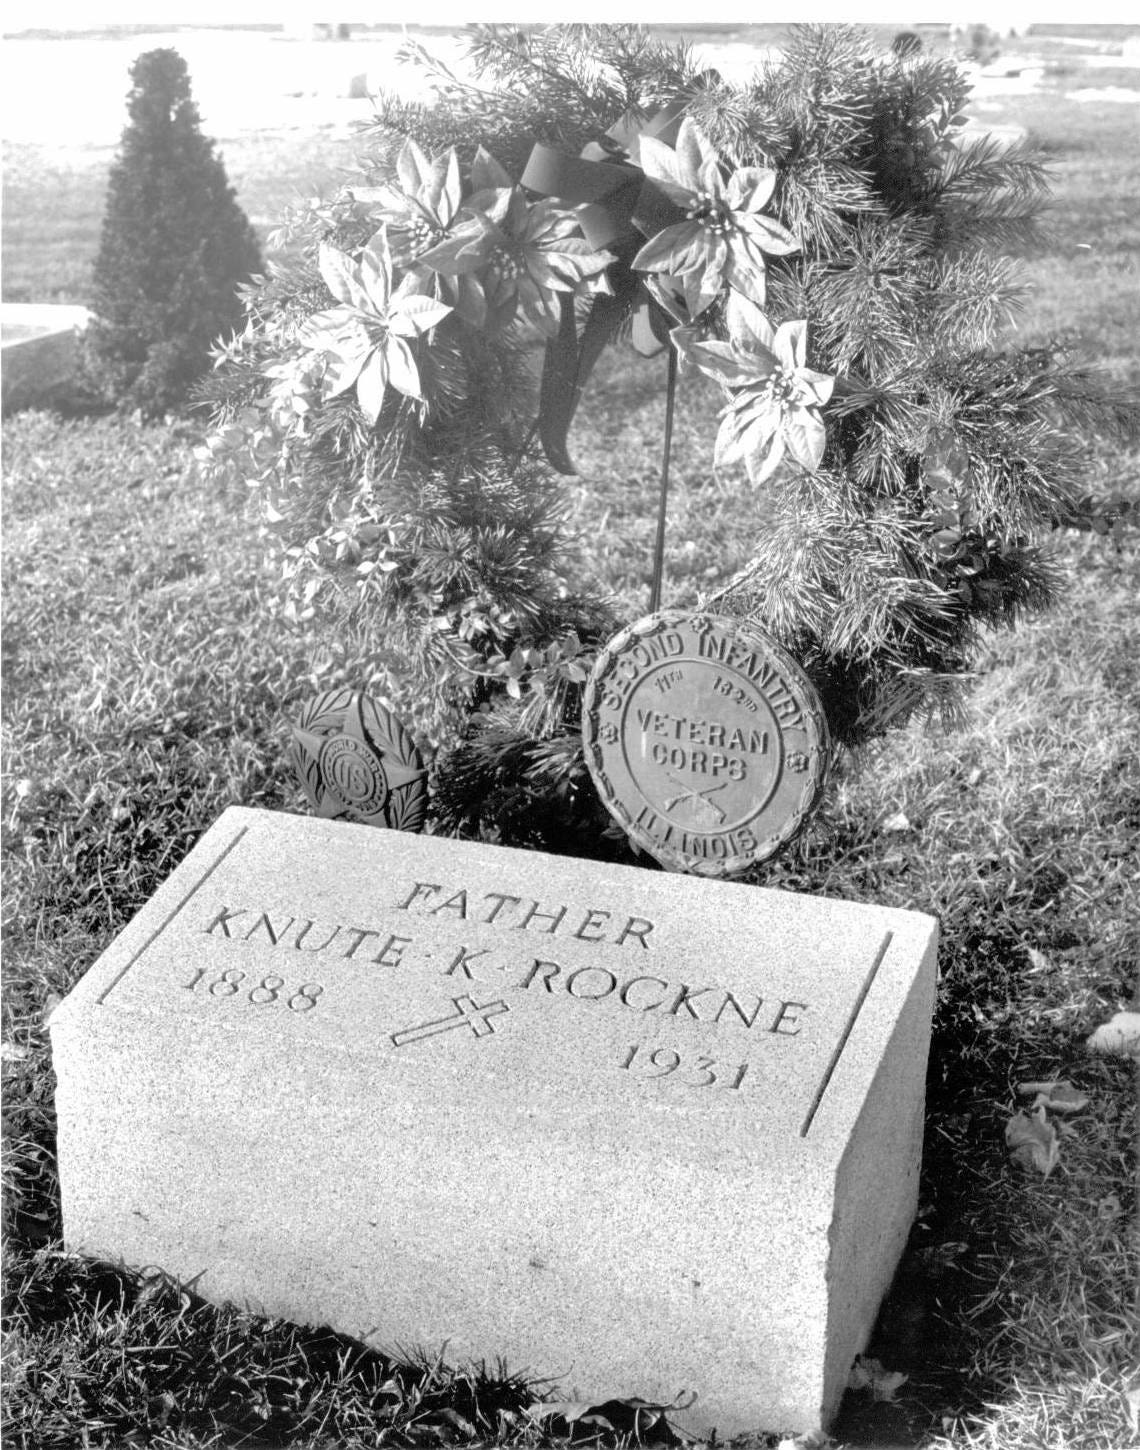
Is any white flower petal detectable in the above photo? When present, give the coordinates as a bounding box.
[676,118,719,179]
[638,134,688,191]
[783,411,827,471]
[697,158,723,196]
[726,166,778,213]
[799,368,836,406]
[717,404,779,469]
[354,351,390,422]
[318,242,369,311]
[384,335,423,400]
[749,430,787,485]
[775,319,808,372]
[397,136,433,197]
[723,245,769,308]
[389,293,453,337]
[736,211,800,256]
[724,291,777,354]
[359,227,395,312]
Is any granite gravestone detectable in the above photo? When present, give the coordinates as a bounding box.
[51,806,937,1437]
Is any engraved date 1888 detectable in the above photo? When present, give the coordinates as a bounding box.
[182,967,324,1013]
[620,1043,748,1089]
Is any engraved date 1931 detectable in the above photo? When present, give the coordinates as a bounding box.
[182,967,324,1013]
[620,1043,748,1089]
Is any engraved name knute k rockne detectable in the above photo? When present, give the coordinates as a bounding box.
[198,877,810,1038]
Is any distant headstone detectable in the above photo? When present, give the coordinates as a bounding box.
[1,303,91,414]
[51,806,937,1438]
[583,612,829,875]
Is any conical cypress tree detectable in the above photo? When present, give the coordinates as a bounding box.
[84,48,262,416]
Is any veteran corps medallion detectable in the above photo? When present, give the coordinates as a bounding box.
[583,612,829,875]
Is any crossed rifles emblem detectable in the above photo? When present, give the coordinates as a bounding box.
[663,771,728,825]
[389,995,510,1050]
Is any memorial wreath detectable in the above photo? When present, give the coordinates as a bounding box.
[199,24,1135,861]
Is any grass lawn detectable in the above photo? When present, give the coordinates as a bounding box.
[3,26,1139,1450]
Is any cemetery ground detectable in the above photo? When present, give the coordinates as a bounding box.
[3,39,1139,1450]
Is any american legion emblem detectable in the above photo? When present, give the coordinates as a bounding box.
[290,689,427,833]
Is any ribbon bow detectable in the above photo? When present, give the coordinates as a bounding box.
[519,103,691,474]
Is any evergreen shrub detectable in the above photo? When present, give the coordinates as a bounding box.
[199,24,1136,853]
[84,48,262,416]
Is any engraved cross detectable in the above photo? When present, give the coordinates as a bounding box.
[389,995,510,1049]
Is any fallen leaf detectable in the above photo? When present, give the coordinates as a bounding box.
[1025,947,1050,971]
[529,1395,697,1443]
[880,810,911,834]
[847,1355,908,1401]
[1005,1106,1061,1176]
[0,1042,29,1062]
[1087,1011,1140,1060]
[1017,1079,1089,1113]
[777,1433,835,1450]
[437,1408,476,1436]
[1097,1193,1122,1220]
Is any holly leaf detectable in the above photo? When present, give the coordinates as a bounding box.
[1005,1106,1061,1176]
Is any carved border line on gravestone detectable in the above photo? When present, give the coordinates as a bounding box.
[583,612,830,876]
[799,930,892,1137]
[96,826,251,1005]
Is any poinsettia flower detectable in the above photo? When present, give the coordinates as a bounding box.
[673,296,834,483]
[350,136,464,269]
[297,227,452,424]
[632,118,799,316]
[417,148,615,335]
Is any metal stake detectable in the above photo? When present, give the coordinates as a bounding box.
[648,345,678,614]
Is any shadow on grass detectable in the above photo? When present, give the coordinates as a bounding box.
[6,1251,536,1449]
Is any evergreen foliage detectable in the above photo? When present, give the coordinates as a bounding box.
[199,24,1135,851]
[84,49,262,416]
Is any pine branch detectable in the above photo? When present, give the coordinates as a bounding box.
[923,252,1030,347]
